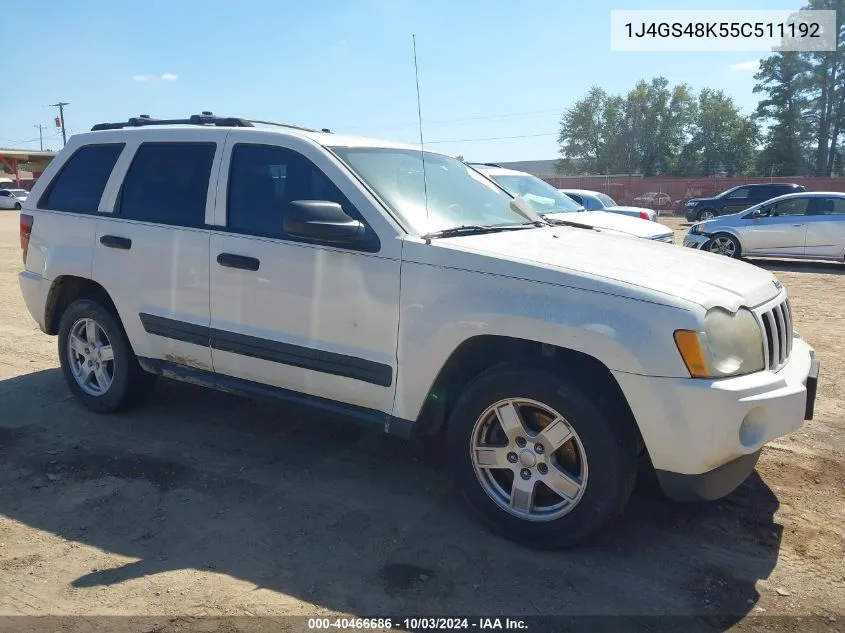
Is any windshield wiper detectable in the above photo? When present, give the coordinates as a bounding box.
[541,216,599,231]
[422,224,534,241]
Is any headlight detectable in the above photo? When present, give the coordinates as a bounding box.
[689,224,701,235]
[674,308,764,378]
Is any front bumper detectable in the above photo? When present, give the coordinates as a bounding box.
[684,207,698,221]
[683,233,709,250]
[613,338,818,501]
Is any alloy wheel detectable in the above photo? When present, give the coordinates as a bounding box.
[67,317,115,396]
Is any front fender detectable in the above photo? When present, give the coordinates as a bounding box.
[392,261,699,422]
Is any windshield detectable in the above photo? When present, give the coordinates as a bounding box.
[596,193,616,207]
[490,174,583,214]
[330,148,540,234]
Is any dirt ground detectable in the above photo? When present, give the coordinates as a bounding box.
[0,213,842,631]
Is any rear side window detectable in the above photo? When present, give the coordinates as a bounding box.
[118,142,215,227]
[40,144,124,213]
[226,144,358,237]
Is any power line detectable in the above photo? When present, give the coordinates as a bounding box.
[426,132,557,144]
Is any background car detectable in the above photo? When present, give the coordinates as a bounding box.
[470,166,674,242]
[683,191,845,261]
[558,188,657,221]
[684,183,805,222]
[634,192,673,209]
[0,189,29,210]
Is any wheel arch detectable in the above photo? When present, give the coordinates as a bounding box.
[44,275,118,335]
[707,230,744,256]
[412,334,642,450]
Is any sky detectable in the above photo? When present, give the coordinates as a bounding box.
[1,0,803,162]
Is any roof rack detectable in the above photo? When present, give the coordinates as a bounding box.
[245,119,325,133]
[467,162,502,168]
[91,111,254,131]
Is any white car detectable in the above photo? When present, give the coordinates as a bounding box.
[0,188,29,210]
[683,191,845,262]
[559,188,658,222]
[18,112,819,549]
[472,166,673,243]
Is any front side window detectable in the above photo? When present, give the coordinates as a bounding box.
[724,186,751,200]
[40,144,124,213]
[331,147,539,234]
[118,142,215,227]
[227,144,360,237]
[762,198,809,217]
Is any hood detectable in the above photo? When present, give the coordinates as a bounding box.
[607,205,654,215]
[430,226,780,311]
[691,210,748,232]
[687,196,717,205]
[545,211,668,239]
[15,194,28,201]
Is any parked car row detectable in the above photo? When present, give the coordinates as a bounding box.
[0,188,29,210]
[16,113,820,550]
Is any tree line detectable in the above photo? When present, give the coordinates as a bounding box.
[558,0,845,178]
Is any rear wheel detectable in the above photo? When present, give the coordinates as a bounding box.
[447,365,638,549]
[58,298,155,413]
[698,208,717,221]
[708,233,741,258]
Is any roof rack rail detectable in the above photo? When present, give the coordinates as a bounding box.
[245,119,324,133]
[91,111,255,131]
[467,162,502,168]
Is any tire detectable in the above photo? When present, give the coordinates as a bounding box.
[57,298,156,413]
[707,233,741,259]
[447,364,638,549]
[697,208,718,221]
[14,203,21,210]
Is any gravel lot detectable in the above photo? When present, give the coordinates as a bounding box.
[0,213,842,631]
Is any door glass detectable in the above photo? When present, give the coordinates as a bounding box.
[725,187,751,200]
[227,144,360,237]
[118,143,215,227]
[762,198,809,217]
[41,144,124,213]
[817,198,845,215]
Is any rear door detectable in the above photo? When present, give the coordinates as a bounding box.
[741,196,809,256]
[92,131,222,370]
[804,196,845,259]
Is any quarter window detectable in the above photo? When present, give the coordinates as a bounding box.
[40,144,124,213]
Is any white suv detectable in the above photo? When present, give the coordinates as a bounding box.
[18,113,820,549]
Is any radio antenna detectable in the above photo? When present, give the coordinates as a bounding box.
[412,34,430,232]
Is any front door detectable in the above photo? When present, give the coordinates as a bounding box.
[740,196,808,256]
[208,138,401,414]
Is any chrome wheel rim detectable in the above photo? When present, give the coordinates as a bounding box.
[67,317,115,396]
[701,211,716,220]
[470,398,588,522]
[709,236,736,257]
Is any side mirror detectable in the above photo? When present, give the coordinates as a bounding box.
[284,200,375,248]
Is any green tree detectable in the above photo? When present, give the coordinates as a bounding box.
[557,86,611,174]
[680,89,759,176]
[754,51,812,175]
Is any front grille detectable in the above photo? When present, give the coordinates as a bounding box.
[759,299,793,371]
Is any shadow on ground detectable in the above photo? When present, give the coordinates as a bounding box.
[0,369,783,627]
[747,258,845,276]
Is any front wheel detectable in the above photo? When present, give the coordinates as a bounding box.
[708,233,741,258]
[58,298,155,413]
[447,365,638,549]
[698,209,717,221]
[14,202,21,210]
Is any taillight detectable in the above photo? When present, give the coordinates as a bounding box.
[20,213,33,264]
[639,211,650,221]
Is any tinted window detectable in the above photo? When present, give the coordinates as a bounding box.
[227,144,359,237]
[41,144,124,212]
[564,192,583,205]
[810,197,845,215]
[724,186,751,200]
[0,191,8,197]
[596,193,617,207]
[118,143,215,227]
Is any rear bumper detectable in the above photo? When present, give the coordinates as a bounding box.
[18,270,48,332]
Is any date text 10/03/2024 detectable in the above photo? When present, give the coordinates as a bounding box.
[307,617,528,630]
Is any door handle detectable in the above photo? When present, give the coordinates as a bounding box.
[793,223,804,227]
[217,253,260,271]
[100,235,132,249]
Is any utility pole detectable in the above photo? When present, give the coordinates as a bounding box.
[50,102,69,147]
[33,124,46,151]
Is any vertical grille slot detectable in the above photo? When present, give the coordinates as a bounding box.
[763,311,780,368]
[759,298,792,371]
[774,303,788,362]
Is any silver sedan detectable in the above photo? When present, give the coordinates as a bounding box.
[683,191,845,262]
